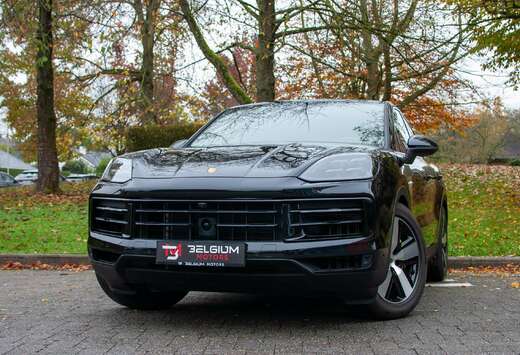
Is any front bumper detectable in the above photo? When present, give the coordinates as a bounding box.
[88,177,396,302]
[88,232,389,302]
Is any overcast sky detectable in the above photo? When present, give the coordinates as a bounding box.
[459,56,519,109]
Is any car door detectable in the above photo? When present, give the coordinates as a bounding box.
[391,108,439,251]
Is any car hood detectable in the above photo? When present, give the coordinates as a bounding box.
[127,143,376,179]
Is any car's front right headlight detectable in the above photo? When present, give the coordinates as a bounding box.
[101,158,133,183]
[299,153,374,182]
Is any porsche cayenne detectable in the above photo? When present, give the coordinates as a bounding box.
[88,100,448,319]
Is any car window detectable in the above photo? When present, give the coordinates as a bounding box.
[390,110,407,153]
[392,109,411,144]
[398,110,415,137]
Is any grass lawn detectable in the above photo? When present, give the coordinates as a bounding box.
[0,164,519,256]
[0,182,93,254]
[0,204,87,254]
[442,164,520,256]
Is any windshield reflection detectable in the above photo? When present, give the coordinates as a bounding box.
[190,101,385,148]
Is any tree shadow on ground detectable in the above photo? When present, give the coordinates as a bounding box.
[100,292,386,328]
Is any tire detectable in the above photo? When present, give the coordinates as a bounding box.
[428,205,448,282]
[95,273,188,310]
[367,203,427,320]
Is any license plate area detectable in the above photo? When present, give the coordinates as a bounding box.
[156,240,246,267]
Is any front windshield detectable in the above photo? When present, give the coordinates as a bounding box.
[189,101,385,147]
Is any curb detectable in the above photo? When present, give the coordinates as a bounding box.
[448,256,520,268]
[0,254,519,268]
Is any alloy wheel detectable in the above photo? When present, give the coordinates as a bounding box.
[378,217,422,303]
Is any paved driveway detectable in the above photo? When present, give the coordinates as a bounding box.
[0,270,518,354]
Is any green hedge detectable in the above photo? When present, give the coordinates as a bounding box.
[62,159,91,174]
[126,121,205,152]
[0,168,24,177]
[96,157,112,177]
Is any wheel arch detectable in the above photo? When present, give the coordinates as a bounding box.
[383,184,412,252]
[437,193,448,241]
[395,185,411,211]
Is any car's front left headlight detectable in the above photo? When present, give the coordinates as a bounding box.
[101,158,133,183]
[299,153,374,182]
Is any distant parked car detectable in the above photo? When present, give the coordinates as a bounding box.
[14,169,66,185]
[14,169,39,185]
[0,172,19,188]
[66,173,98,183]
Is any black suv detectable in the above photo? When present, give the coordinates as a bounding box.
[89,100,447,319]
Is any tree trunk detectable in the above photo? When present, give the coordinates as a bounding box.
[36,0,60,194]
[365,58,380,100]
[359,0,381,100]
[141,27,155,123]
[381,41,392,101]
[139,0,159,124]
[255,0,276,102]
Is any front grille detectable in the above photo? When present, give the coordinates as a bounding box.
[133,200,281,241]
[91,199,130,237]
[287,199,365,241]
[91,198,369,241]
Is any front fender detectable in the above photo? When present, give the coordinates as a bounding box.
[370,152,408,252]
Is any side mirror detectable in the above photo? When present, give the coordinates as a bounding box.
[170,139,187,149]
[402,135,438,164]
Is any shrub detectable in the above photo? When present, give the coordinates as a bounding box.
[0,168,24,177]
[62,159,91,174]
[96,157,112,177]
[126,121,205,152]
[511,159,520,167]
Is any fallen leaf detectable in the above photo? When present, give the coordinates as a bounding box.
[0,262,91,272]
[449,264,520,276]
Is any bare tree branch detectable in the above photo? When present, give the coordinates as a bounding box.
[179,0,253,104]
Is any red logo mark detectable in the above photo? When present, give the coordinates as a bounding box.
[162,243,182,260]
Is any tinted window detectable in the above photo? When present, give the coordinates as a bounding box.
[189,102,385,147]
[396,109,414,138]
[392,109,412,152]
[402,113,415,137]
[393,110,411,143]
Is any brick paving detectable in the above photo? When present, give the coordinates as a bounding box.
[0,270,519,354]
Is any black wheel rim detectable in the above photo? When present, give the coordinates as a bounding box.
[378,216,422,303]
